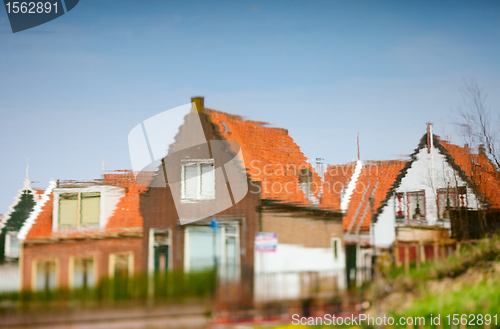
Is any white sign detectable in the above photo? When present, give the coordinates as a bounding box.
[255,232,277,252]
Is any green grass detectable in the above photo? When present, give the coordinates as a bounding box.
[0,269,216,304]
[382,234,500,328]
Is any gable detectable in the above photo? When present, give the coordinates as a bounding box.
[373,133,500,223]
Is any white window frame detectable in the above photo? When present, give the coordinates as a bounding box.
[32,258,59,291]
[57,192,101,230]
[68,255,97,289]
[52,185,125,232]
[181,159,215,202]
[148,228,172,275]
[183,221,241,282]
[5,231,20,258]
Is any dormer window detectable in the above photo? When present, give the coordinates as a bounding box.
[59,192,100,229]
[53,186,124,232]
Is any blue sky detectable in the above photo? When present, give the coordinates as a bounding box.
[1,0,500,214]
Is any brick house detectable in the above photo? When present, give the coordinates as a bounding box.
[138,97,345,303]
[17,171,146,291]
[322,159,406,286]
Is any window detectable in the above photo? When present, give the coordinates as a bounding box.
[407,190,425,220]
[5,231,19,258]
[109,253,134,299]
[59,192,100,229]
[153,230,170,273]
[331,237,341,261]
[395,192,405,220]
[184,223,240,281]
[437,186,467,219]
[35,260,56,291]
[181,161,215,200]
[109,252,134,278]
[71,257,95,289]
[395,190,426,220]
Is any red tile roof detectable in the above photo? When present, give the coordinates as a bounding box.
[321,162,357,212]
[439,140,500,210]
[206,109,321,206]
[104,171,146,230]
[25,171,145,240]
[25,195,53,239]
[343,160,407,232]
[369,134,500,227]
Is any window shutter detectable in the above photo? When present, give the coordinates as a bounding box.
[81,192,100,226]
[59,193,78,229]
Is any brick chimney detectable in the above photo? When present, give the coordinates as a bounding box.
[191,96,204,114]
[478,144,486,155]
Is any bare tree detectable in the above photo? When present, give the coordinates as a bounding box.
[454,80,500,170]
[453,80,500,239]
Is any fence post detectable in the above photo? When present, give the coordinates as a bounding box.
[395,240,401,267]
[404,244,410,273]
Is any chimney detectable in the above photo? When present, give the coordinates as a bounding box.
[191,96,205,114]
[426,122,433,153]
[478,144,486,155]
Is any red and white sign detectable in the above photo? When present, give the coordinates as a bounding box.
[255,232,278,252]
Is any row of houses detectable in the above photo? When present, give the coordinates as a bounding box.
[1,97,499,304]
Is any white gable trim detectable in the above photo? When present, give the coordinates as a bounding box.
[340,160,362,212]
[1,178,36,231]
[17,180,57,241]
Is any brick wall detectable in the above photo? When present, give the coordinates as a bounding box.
[21,235,144,291]
[262,210,343,248]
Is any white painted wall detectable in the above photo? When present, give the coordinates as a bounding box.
[0,263,19,292]
[373,196,396,248]
[254,243,346,301]
[373,145,481,247]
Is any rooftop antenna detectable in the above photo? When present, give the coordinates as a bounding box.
[102,157,105,175]
[357,133,360,161]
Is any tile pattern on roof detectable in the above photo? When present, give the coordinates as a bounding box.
[321,161,357,212]
[104,171,147,230]
[344,160,407,232]
[440,140,500,210]
[206,109,321,205]
[25,194,53,239]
